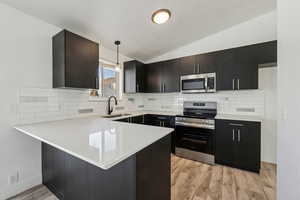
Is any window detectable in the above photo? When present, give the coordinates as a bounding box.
[98,64,120,98]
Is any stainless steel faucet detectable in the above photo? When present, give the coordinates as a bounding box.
[107,96,118,115]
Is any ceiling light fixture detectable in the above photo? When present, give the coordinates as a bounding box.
[114,40,121,71]
[152,9,171,24]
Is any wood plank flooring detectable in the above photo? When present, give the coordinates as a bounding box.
[171,156,276,200]
[9,155,276,200]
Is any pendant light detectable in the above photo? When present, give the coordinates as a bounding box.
[115,40,121,71]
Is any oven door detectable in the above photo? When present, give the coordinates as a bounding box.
[181,74,206,93]
[175,125,214,155]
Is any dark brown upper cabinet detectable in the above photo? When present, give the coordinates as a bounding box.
[145,59,181,93]
[145,62,163,93]
[123,60,145,93]
[216,41,277,91]
[161,59,181,92]
[124,41,277,93]
[53,30,99,89]
[179,55,197,75]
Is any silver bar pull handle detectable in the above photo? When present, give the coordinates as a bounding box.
[232,79,235,90]
[238,129,241,142]
[229,123,244,127]
[232,129,235,141]
[198,64,200,73]
[136,84,139,92]
[194,64,196,74]
[163,83,165,93]
[237,79,240,90]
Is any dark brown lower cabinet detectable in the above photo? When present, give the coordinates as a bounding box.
[215,119,261,173]
[42,134,171,200]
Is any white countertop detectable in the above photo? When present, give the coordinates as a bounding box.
[215,114,263,122]
[14,116,173,170]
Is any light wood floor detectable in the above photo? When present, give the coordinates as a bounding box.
[171,156,276,200]
[9,155,276,200]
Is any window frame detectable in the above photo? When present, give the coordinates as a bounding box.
[89,61,122,101]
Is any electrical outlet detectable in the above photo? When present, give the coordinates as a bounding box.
[8,171,19,185]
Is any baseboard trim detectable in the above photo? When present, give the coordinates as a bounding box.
[0,175,42,200]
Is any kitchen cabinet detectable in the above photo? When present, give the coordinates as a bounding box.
[65,153,89,200]
[124,60,145,93]
[145,59,181,93]
[196,52,218,74]
[145,62,162,93]
[131,115,145,124]
[124,41,276,93]
[235,45,259,90]
[215,119,261,172]
[161,59,181,92]
[216,41,277,91]
[115,115,144,124]
[179,55,197,75]
[116,114,176,153]
[42,144,66,199]
[53,30,99,89]
[255,40,277,64]
[42,134,170,200]
[144,114,175,128]
[144,115,176,153]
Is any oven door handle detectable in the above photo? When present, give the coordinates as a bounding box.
[181,137,208,144]
[175,122,214,129]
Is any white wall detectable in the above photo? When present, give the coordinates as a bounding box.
[146,11,276,63]
[277,0,300,199]
[0,3,132,199]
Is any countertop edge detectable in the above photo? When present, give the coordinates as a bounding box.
[14,125,173,170]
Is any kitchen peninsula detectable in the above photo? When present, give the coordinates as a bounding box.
[14,116,173,200]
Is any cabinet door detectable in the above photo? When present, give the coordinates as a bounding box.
[162,59,181,92]
[235,45,259,90]
[179,55,197,75]
[215,49,237,91]
[124,60,145,93]
[132,115,145,124]
[66,31,99,89]
[144,115,162,126]
[88,157,136,200]
[215,120,235,166]
[42,143,54,189]
[65,153,89,200]
[123,61,137,93]
[255,41,277,64]
[197,52,218,74]
[234,122,261,172]
[145,63,162,93]
[52,148,66,199]
[136,61,145,92]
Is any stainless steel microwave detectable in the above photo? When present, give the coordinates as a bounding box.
[180,73,216,93]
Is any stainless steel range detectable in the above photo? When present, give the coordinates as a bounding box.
[175,101,217,165]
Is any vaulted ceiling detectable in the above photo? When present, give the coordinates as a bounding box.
[0,0,276,61]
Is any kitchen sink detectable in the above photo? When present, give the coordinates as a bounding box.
[101,113,131,118]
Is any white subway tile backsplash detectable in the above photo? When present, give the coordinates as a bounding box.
[17,87,265,125]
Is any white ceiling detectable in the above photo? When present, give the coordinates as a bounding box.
[0,0,276,62]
